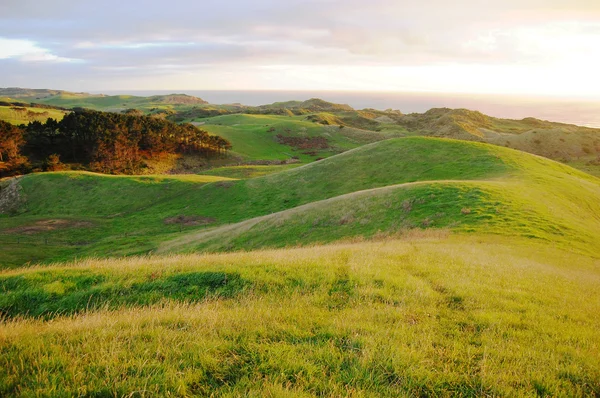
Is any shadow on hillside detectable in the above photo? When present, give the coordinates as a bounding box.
[0,270,249,319]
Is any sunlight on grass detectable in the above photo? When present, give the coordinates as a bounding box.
[1,236,599,396]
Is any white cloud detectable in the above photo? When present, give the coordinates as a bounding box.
[0,37,80,63]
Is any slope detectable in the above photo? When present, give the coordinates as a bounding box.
[0,105,67,125]
[1,237,599,396]
[0,137,508,266]
[192,113,395,163]
[160,138,600,256]
[3,137,600,267]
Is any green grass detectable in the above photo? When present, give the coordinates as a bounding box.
[197,114,395,162]
[2,137,599,267]
[34,94,164,111]
[564,158,600,178]
[162,137,600,256]
[200,164,303,179]
[1,236,599,396]
[0,172,235,267]
[0,106,67,125]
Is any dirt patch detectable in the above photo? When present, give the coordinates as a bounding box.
[215,181,235,189]
[5,219,94,235]
[276,134,330,150]
[164,215,216,226]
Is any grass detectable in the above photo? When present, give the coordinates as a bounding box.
[0,172,235,267]
[200,164,303,179]
[33,93,180,112]
[2,137,599,267]
[564,157,600,178]
[161,138,600,257]
[1,236,599,396]
[197,114,395,162]
[0,106,67,125]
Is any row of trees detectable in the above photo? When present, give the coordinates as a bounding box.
[0,109,231,176]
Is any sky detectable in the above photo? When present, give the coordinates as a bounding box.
[1,0,600,97]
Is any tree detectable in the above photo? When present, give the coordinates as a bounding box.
[0,120,28,177]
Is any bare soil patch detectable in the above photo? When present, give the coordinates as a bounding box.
[276,134,330,150]
[164,215,216,226]
[5,219,94,235]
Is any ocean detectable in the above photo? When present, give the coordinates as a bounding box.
[98,90,600,128]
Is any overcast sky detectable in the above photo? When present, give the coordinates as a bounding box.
[1,0,600,97]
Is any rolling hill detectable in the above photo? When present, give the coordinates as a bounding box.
[4,87,599,176]
[1,135,600,396]
[2,137,599,267]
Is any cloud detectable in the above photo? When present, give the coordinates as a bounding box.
[0,38,80,63]
[1,0,600,94]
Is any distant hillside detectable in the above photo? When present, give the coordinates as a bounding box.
[0,87,98,100]
[1,87,210,113]
[388,107,600,165]
[3,87,600,176]
[146,94,208,105]
[257,98,354,113]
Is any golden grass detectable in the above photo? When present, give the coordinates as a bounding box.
[1,236,599,396]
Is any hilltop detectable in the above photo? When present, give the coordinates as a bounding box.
[2,137,599,267]
[393,107,600,162]
[0,87,98,100]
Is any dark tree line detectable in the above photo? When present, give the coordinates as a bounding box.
[0,109,231,177]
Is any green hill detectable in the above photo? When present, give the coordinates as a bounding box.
[2,137,599,267]
[0,105,67,125]
[34,93,208,112]
[385,108,600,171]
[160,139,600,256]
[195,113,396,163]
[6,87,598,176]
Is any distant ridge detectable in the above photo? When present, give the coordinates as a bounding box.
[0,87,100,100]
[0,87,208,107]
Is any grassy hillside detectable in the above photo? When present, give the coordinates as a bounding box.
[9,87,599,175]
[32,93,208,113]
[2,137,599,267]
[1,237,599,396]
[0,172,235,267]
[0,105,67,125]
[194,113,395,163]
[162,161,600,257]
[391,108,600,165]
[1,131,599,396]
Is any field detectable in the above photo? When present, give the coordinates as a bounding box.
[1,237,599,396]
[195,114,398,163]
[2,137,600,268]
[0,105,67,125]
